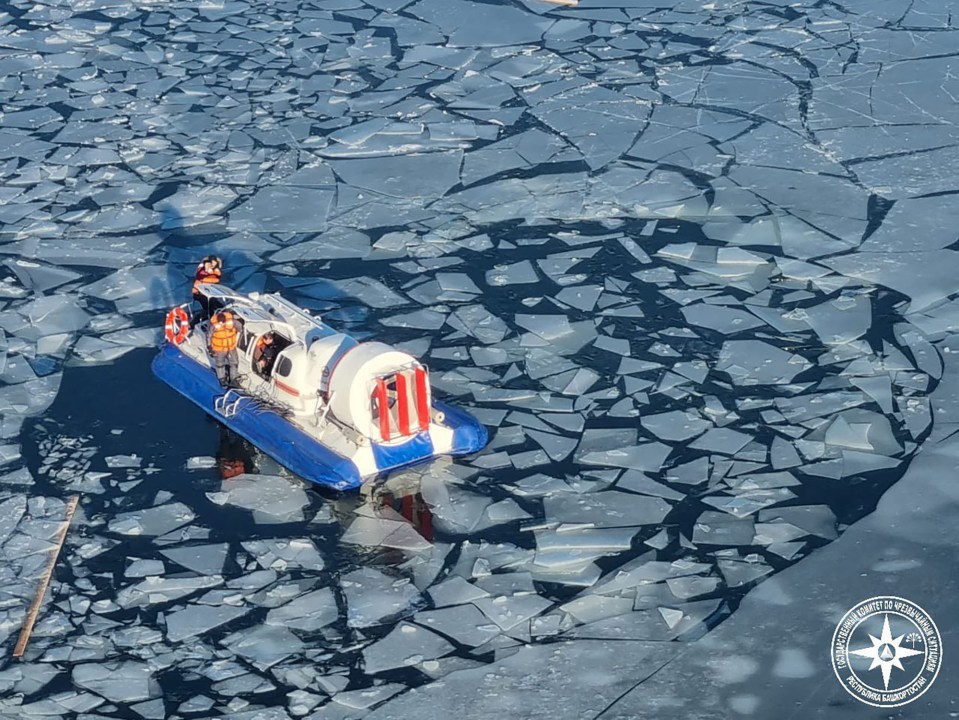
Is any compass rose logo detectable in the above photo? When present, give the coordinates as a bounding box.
[831,596,942,708]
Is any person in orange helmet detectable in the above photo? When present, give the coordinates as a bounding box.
[209,310,240,388]
[192,255,222,322]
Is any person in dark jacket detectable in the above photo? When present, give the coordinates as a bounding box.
[253,332,278,376]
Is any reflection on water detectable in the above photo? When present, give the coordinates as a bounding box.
[216,426,254,480]
[375,490,434,542]
[213,421,436,551]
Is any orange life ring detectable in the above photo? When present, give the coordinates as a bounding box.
[164,307,190,345]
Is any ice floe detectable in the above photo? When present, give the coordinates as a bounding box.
[0,0,955,716]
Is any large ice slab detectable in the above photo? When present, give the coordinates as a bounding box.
[207,475,310,523]
[363,621,454,674]
[266,587,338,632]
[342,567,422,628]
[166,603,250,643]
[543,491,672,528]
[364,639,678,720]
[72,662,159,704]
[108,502,195,537]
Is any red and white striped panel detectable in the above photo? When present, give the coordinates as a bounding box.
[371,367,430,442]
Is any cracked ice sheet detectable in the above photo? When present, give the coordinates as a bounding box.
[5,0,951,708]
[532,527,637,570]
[365,640,678,720]
[222,624,303,670]
[241,538,325,572]
[450,173,589,225]
[160,543,229,575]
[658,63,800,127]
[600,438,959,719]
[9,235,164,269]
[79,266,187,314]
[266,587,339,632]
[854,145,959,199]
[415,603,501,648]
[728,166,869,240]
[525,83,650,171]
[329,153,463,199]
[461,129,573,186]
[594,167,709,219]
[228,187,335,233]
[409,0,554,47]
[116,575,223,609]
[860,195,959,253]
[824,250,959,314]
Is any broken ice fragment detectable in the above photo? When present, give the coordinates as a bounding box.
[72,662,159,704]
[716,340,812,386]
[416,604,501,648]
[332,683,405,711]
[362,621,454,674]
[221,625,303,669]
[561,595,634,625]
[641,410,710,442]
[207,475,309,523]
[266,588,338,632]
[758,505,837,540]
[160,543,229,575]
[108,502,195,537]
[692,511,755,546]
[241,538,326,572]
[689,427,752,455]
[166,603,250,643]
[341,507,432,552]
[124,559,165,578]
[342,567,422,628]
[543,491,671,528]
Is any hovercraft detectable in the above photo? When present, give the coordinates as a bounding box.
[151,284,487,490]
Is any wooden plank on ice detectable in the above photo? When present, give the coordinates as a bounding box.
[13,495,80,659]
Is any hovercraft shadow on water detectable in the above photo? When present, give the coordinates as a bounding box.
[152,284,488,491]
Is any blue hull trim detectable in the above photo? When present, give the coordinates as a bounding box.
[435,400,488,455]
[151,344,488,490]
[371,430,434,470]
[152,344,362,491]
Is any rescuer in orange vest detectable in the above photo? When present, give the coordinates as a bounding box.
[209,311,240,388]
[193,255,222,322]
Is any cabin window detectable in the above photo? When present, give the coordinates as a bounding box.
[237,329,252,353]
[275,356,293,378]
